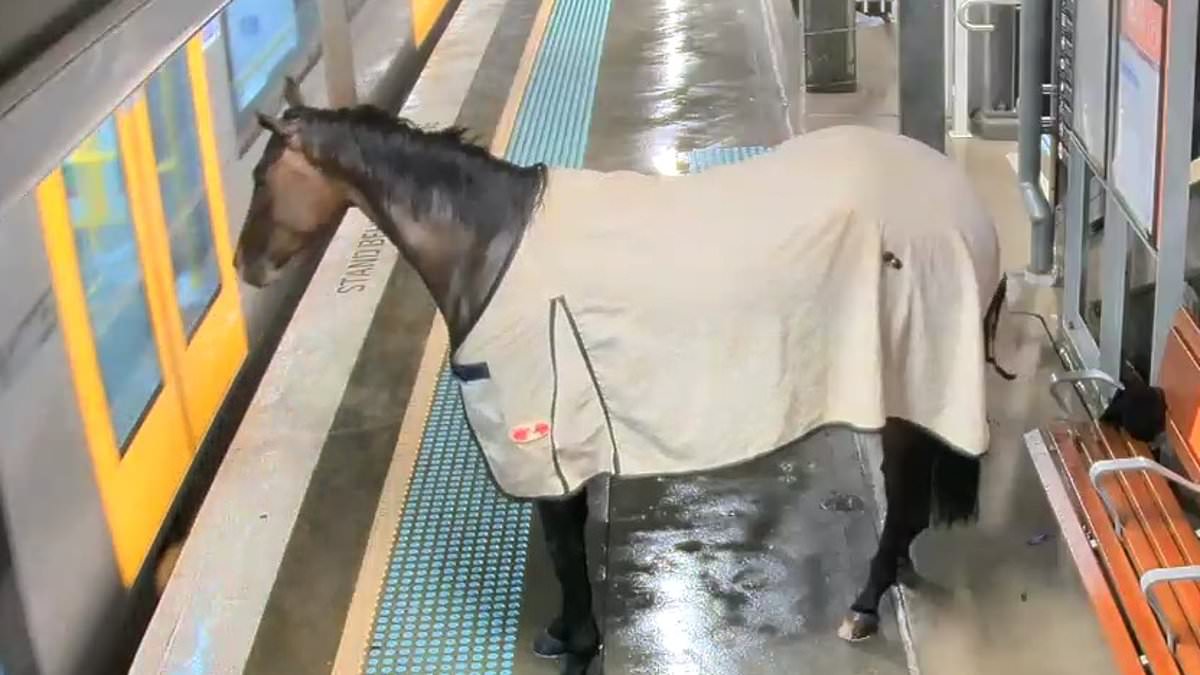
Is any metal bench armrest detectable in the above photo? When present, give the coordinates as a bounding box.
[1089,456,1200,536]
[1049,369,1124,415]
[1143,566,1200,653]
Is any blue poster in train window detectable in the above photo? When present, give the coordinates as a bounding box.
[1109,0,1164,235]
[224,0,300,111]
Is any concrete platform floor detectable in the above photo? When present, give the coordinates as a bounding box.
[224,2,1124,673]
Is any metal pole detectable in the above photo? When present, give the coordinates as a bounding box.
[1150,0,1200,384]
[950,0,972,137]
[1016,0,1052,274]
[898,0,946,152]
[318,0,358,106]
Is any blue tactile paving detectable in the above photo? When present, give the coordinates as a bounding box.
[685,145,772,173]
[507,0,614,169]
[364,366,531,675]
[361,1,614,672]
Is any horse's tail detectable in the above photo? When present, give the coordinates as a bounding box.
[930,442,982,526]
[983,274,1017,381]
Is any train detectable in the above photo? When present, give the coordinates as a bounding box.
[0,0,460,672]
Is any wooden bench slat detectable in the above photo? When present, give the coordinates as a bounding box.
[1100,425,1200,569]
[1075,425,1200,667]
[1099,425,1200,566]
[1029,431,1148,675]
[1056,428,1185,675]
[1174,310,1200,357]
[1163,323,1200,480]
[1075,429,1200,670]
[1098,426,1200,646]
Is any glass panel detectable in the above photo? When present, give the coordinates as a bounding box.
[146,49,222,337]
[1185,20,1200,326]
[222,0,320,118]
[224,0,302,112]
[62,117,162,450]
[1109,0,1164,236]
[221,0,320,144]
[1073,0,1112,168]
[1081,174,1107,341]
[1122,224,1157,380]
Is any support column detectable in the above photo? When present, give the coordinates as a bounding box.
[898,0,946,152]
[1150,0,1200,383]
[1016,0,1052,274]
[318,0,358,106]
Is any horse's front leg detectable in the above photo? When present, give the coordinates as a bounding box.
[841,421,933,642]
[534,488,600,674]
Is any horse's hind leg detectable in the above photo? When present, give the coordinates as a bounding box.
[534,488,600,674]
[840,419,933,642]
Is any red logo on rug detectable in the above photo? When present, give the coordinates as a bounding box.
[510,421,551,444]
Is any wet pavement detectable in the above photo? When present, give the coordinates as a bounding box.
[578,5,914,672]
[605,430,910,675]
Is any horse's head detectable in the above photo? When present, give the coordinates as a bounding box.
[234,78,348,288]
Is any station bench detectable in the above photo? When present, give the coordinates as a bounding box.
[1027,309,1200,675]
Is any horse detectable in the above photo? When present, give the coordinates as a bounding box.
[234,82,1012,675]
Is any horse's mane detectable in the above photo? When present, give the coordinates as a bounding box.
[287,104,487,162]
[286,104,547,235]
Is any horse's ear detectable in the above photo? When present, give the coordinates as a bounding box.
[257,112,284,134]
[282,76,306,107]
[256,112,302,149]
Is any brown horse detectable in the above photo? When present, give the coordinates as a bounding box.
[234,82,1011,675]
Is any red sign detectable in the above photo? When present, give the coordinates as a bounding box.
[1122,0,1165,65]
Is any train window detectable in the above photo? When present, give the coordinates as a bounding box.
[1109,0,1164,238]
[222,0,320,147]
[146,49,223,338]
[61,117,163,450]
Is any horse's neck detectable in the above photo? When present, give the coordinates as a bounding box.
[338,160,533,347]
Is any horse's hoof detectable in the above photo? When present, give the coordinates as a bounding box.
[838,610,880,642]
[533,628,567,658]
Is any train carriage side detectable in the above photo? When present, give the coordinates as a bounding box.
[0,0,461,672]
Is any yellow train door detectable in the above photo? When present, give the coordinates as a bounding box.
[34,34,247,586]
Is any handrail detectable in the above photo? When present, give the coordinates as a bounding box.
[1088,456,1200,651]
[956,0,1022,33]
[1089,457,1200,537]
[1142,566,1200,653]
[1048,368,1124,414]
